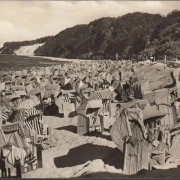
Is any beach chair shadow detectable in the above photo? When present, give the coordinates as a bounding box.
[44,103,64,118]
[68,111,77,118]
[164,71,176,89]
[56,125,77,134]
[58,113,64,118]
[54,143,123,169]
[130,165,180,178]
[85,131,112,141]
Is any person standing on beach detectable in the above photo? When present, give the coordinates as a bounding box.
[115,104,121,118]
[63,72,72,90]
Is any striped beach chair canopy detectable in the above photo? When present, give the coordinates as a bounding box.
[24,115,42,135]
[89,90,112,101]
[13,107,42,135]
[24,107,41,119]
[13,107,41,122]
[61,92,76,103]
[61,94,71,103]
[1,106,12,122]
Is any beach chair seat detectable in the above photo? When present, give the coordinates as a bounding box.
[123,139,151,174]
[25,115,52,146]
[13,108,52,148]
[62,92,76,119]
[89,90,112,117]
[0,123,42,177]
[88,114,103,133]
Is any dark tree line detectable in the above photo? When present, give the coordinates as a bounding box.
[34,12,164,60]
[2,10,180,60]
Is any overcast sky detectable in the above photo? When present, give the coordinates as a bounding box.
[0,1,180,47]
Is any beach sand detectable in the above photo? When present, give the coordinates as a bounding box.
[23,103,123,178]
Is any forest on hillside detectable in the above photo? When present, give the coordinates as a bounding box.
[2,10,180,60]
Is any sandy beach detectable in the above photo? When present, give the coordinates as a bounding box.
[23,103,124,178]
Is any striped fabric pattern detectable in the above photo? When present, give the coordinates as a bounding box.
[97,91,112,99]
[2,106,11,121]
[13,108,40,121]
[24,107,39,119]
[24,115,42,135]
[2,110,10,121]
[13,109,26,123]
[103,103,109,111]
[102,99,111,111]
[87,114,95,127]
[110,112,129,152]
[4,131,28,149]
[89,90,112,100]
[13,99,19,107]
[62,94,71,103]
[37,137,44,143]
[13,108,42,135]
[2,122,20,133]
[2,122,25,137]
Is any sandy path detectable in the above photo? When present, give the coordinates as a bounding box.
[23,106,123,178]
[28,55,110,63]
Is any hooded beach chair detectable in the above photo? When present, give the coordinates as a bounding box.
[61,90,77,118]
[0,121,42,177]
[89,90,112,119]
[86,99,104,133]
[13,107,52,148]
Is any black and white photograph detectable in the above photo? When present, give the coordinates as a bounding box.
[1,1,180,178]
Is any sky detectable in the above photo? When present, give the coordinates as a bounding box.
[0,1,180,47]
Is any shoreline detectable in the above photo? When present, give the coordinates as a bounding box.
[19,54,112,63]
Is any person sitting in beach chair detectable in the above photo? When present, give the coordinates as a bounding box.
[85,72,93,88]
[76,88,94,136]
[122,81,130,102]
[103,78,110,90]
[63,73,72,90]
[145,120,169,167]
